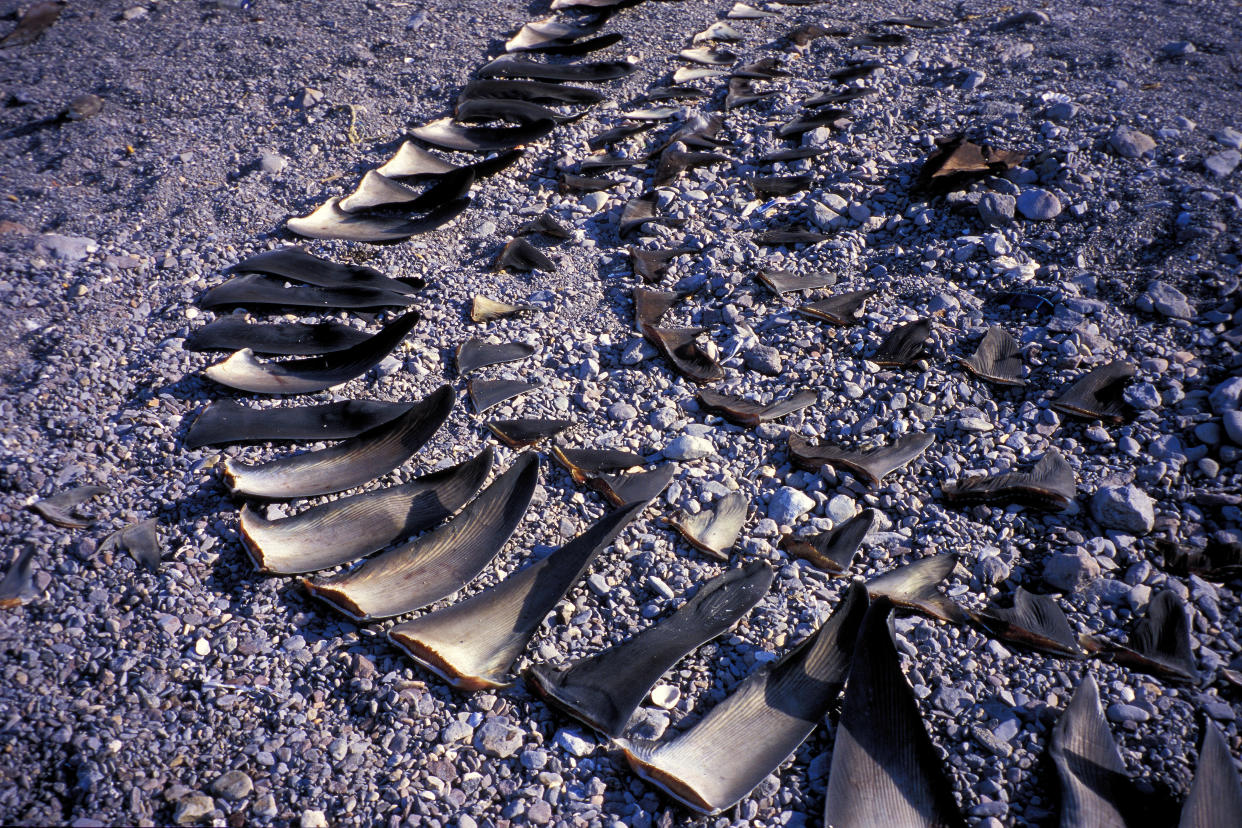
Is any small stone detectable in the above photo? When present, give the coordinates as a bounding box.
[210,771,253,802]
[1124,382,1162,410]
[626,708,670,740]
[34,234,98,262]
[406,10,428,30]
[1214,127,1242,149]
[1043,550,1100,592]
[769,487,815,525]
[582,191,609,212]
[1143,281,1194,318]
[1109,126,1156,158]
[743,345,782,376]
[442,720,474,743]
[475,720,523,758]
[1204,150,1241,178]
[976,556,1010,585]
[650,685,680,709]
[587,573,610,596]
[1016,189,1062,221]
[826,494,855,523]
[665,434,712,460]
[1091,484,1155,535]
[173,795,215,825]
[607,402,638,421]
[259,151,287,174]
[1223,411,1242,444]
[1210,377,1242,413]
[528,800,553,824]
[977,192,1015,226]
[1161,40,1196,57]
[1106,703,1150,724]
[1046,101,1079,122]
[960,69,987,90]
[520,748,548,770]
[554,729,594,757]
[298,88,324,109]
[253,794,278,819]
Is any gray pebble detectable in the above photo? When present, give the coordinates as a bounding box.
[1091,484,1155,534]
[664,434,712,460]
[1016,189,1062,221]
[1109,126,1157,158]
[743,344,782,376]
[1043,550,1101,592]
[977,192,1015,226]
[769,487,815,525]
[209,770,253,802]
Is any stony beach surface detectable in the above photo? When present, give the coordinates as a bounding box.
[1,0,1241,825]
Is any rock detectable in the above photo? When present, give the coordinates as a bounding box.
[1124,382,1162,410]
[960,69,987,90]
[1223,411,1242,444]
[607,402,637,421]
[1043,550,1100,592]
[977,193,1015,226]
[1210,377,1242,413]
[528,800,553,824]
[1204,150,1240,178]
[173,795,215,825]
[826,494,855,523]
[475,720,523,758]
[34,234,97,262]
[1143,281,1194,318]
[626,708,670,740]
[298,88,324,109]
[743,345,782,375]
[1214,127,1242,149]
[554,729,594,757]
[520,748,548,770]
[650,685,680,709]
[259,151,287,174]
[1161,40,1195,57]
[1016,189,1062,220]
[582,191,609,212]
[253,794,278,819]
[442,720,473,743]
[210,770,253,802]
[1106,703,1150,724]
[1091,484,1155,535]
[976,556,1011,585]
[300,810,328,828]
[769,487,815,525]
[1109,126,1156,158]
[664,434,712,460]
[1046,101,1079,122]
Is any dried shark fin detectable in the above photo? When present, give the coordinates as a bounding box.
[505,16,605,52]
[679,46,737,66]
[198,273,417,312]
[561,173,620,192]
[99,519,161,571]
[757,147,825,164]
[971,587,1086,658]
[476,57,636,83]
[669,490,747,560]
[388,501,646,690]
[654,147,731,186]
[733,57,790,80]
[185,399,411,450]
[552,446,646,485]
[1106,590,1199,684]
[823,596,966,828]
[1180,721,1242,828]
[221,385,453,500]
[616,582,868,814]
[642,325,725,384]
[376,141,457,178]
[638,85,707,102]
[629,248,697,284]
[470,295,537,323]
[796,289,874,325]
[203,309,420,395]
[589,121,655,150]
[829,61,885,82]
[239,448,494,575]
[513,214,571,240]
[755,270,836,295]
[959,326,1025,386]
[456,340,536,376]
[633,287,690,327]
[865,554,965,623]
[619,193,685,237]
[917,135,1026,194]
[696,388,816,427]
[229,246,413,294]
[725,77,777,110]
[494,237,556,272]
[749,175,812,197]
[728,3,779,20]
[943,449,1077,511]
[1049,674,1136,828]
[338,170,425,213]
[526,561,774,737]
[777,108,850,139]
[286,195,470,242]
[787,432,933,486]
[28,485,107,529]
[458,79,606,106]
[785,22,845,51]
[693,21,743,43]
[486,418,574,449]
[1052,360,1136,423]
[411,117,555,152]
[755,228,832,246]
[0,546,37,608]
[874,318,933,367]
[778,509,873,574]
[673,66,728,83]
[185,318,372,356]
[469,379,541,414]
[588,465,676,507]
[304,452,539,621]
[803,86,877,107]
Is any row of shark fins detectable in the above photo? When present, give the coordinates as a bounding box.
[281,0,658,243]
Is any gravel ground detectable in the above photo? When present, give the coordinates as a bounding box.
[2,0,1241,826]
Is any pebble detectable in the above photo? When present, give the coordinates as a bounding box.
[608,402,638,421]
[1210,377,1242,413]
[258,151,287,174]
[769,487,815,525]
[744,344,783,375]
[1016,189,1062,221]
[1043,550,1101,592]
[664,434,712,460]
[826,494,855,523]
[582,191,609,212]
[173,795,215,825]
[1204,150,1241,178]
[1222,411,1242,444]
[301,810,329,828]
[1106,703,1151,724]
[1140,281,1194,319]
[33,234,98,262]
[475,720,523,758]
[1091,484,1155,535]
[554,730,594,757]
[1109,126,1157,158]
[649,685,680,709]
[977,193,1015,226]
[209,770,253,802]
